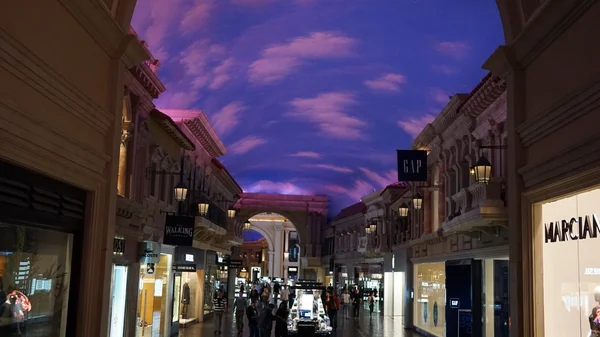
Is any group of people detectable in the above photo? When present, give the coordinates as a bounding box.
[212,281,292,336]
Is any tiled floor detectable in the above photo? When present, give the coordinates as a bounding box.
[179,307,417,337]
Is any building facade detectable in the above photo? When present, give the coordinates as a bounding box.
[403,74,509,337]
[488,2,600,337]
[1,2,147,337]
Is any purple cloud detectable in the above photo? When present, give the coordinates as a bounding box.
[228,136,267,154]
[290,151,321,158]
[364,73,406,92]
[211,101,247,135]
[434,41,470,59]
[398,114,436,138]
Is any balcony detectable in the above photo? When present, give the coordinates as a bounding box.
[441,180,507,233]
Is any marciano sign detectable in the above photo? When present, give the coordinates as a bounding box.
[544,214,600,243]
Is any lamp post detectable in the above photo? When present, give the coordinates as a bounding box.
[198,202,209,216]
[472,145,507,184]
[243,221,251,231]
[369,221,377,233]
[365,224,372,235]
[173,182,188,202]
[412,193,423,210]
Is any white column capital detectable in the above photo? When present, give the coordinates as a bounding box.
[274,223,283,232]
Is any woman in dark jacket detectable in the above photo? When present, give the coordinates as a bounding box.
[274,302,289,337]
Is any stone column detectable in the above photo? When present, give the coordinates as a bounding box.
[117,130,131,196]
[228,246,240,305]
[268,251,275,278]
[273,224,283,278]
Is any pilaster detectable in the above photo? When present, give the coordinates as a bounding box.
[273,224,283,278]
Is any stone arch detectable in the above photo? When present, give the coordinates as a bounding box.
[245,222,275,250]
[238,209,305,246]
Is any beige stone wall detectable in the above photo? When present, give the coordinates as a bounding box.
[0,1,147,336]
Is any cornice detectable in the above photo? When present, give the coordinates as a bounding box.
[160,110,226,158]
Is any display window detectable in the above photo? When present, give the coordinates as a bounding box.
[482,259,509,337]
[109,264,128,337]
[203,251,218,316]
[136,253,172,337]
[537,188,600,337]
[0,223,73,337]
[414,262,446,337]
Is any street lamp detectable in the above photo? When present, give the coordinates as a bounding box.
[243,221,251,231]
[473,155,492,184]
[412,193,423,210]
[365,224,372,235]
[398,203,409,217]
[173,182,188,202]
[227,208,236,218]
[198,202,209,216]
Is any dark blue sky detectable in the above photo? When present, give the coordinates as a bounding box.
[132,0,504,213]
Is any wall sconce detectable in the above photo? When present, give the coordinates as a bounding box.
[398,203,409,217]
[227,208,236,218]
[243,221,251,231]
[473,156,492,184]
[412,193,423,210]
[365,224,372,235]
[198,202,209,216]
[173,182,188,202]
[369,222,377,232]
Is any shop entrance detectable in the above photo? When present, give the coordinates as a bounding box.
[136,254,171,337]
[109,264,128,337]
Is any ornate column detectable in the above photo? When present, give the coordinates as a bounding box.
[268,251,275,278]
[117,129,131,196]
[273,224,283,278]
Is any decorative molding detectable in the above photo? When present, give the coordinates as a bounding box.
[518,132,600,190]
[0,28,113,134]
[0,99,111,182]
[514,0,597,68]
[517,76,600,147]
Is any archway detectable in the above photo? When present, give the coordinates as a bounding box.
[239,212,301,282]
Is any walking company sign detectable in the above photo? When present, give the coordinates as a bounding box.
[163,215,195,246]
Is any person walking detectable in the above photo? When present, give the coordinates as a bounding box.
[233,291,248,336]
[259,303,275,337]
[352,288,360,319]
[273,282,280,306]
[246,300,260,337]
[368,292,375,316]
[213,289,227,335]
[280,285,289,309]
[274,302,289,337]
[341,290,351,319]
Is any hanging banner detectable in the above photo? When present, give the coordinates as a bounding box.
[163,215,195,246]
[397,150,428,181]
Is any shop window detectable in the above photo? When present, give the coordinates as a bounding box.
[539,188,600,337]
[0,222,73,337]
[414,262,446,337]
[482,259,509,337]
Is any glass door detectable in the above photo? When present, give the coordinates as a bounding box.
[109,264,128,337]
[136,264,156,337]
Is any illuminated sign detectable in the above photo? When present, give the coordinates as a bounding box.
[450,298,460,308]
[185,254,194,262]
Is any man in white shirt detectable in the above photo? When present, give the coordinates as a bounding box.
[279,285,289,308]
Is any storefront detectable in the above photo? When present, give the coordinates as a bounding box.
[203,250,218,317]
[136,241,174,337]
[413,262,446,337]
[287,266,298,280]
[170,246,205,335]
[108,237,129,337]
[0,159,86,337]
[384,250,407,318]
[533,187,600,337]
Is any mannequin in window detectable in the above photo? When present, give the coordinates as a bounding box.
[182,282,191,319]
[589,286,600,337]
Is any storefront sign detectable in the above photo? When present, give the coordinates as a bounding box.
[163,215,195,246]
[185,254,194,262]
[288,267,298,272]
[173,264,196,272]
[371,273,383,279]
[146,263,155,274]
[544,214,600,243]
[397,150,428,182]
[138,241,161,264]
[450,298,460,308]
[113,237,125,255]
[584,267,600,275]
[229,259,243,268]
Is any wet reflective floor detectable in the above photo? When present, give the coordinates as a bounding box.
[179,307,417,337]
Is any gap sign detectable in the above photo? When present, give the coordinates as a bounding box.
[397,150,428,182]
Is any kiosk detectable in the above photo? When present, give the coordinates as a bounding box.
[288,280,333,336]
